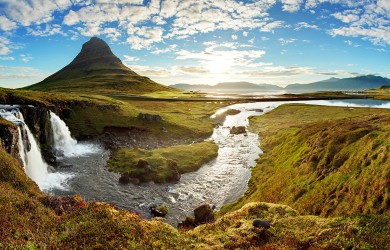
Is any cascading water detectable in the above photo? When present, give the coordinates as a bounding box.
[50,111,98,157]
[17,111,49,184]
[0,106,72,191]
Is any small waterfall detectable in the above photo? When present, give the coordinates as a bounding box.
[0,108,48,187]
[19,112,49,184]
[50,111,98,157]
[1,106,72,191]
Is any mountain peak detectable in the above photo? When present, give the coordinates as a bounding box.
[24,37,171,94]
[69,36,122,68]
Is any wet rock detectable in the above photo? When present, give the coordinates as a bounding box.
[42,149,57,167]
[230,126,246,135]
[150,204,169,217]
[137,159,152,173]
[118,173,140,185]
[167,159,181,182]
[178,216,196,229]
[57,163,73,169]
[253,219,271,229]
[0,123,20,160]
[119,172,131,184]
[194,203,215,224]
[138,113,163,123]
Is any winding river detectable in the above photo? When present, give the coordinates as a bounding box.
[49,98,390,225]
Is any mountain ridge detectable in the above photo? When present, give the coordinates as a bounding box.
[172,75,390,93]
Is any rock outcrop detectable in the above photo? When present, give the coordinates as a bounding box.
[0,122,22,164]
[230,126,246,134]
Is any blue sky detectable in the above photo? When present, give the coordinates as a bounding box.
[0,0,389,88]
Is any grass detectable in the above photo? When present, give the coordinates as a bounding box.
[365,87,390,100]
[1,103,390,248]
[1,147,388,249]
[0,88,229,142]
[221,104,390,218]
[107,141,218,183]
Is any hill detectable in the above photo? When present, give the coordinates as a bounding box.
[285,75,390,92]
[171,82,283,93]
[0,117,389,248]
[24,37,172,94]
[223,104,390,218]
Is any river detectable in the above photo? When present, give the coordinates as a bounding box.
[48,98,390,225]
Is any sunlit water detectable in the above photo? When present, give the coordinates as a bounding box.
[39,99,390,225]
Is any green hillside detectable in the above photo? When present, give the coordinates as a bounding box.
[222,104,390,218]
[24,37,172,94]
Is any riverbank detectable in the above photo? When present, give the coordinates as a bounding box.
[107,141,218,184]
[221,103,390,218]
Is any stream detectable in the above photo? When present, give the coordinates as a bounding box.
[38,99,390,225]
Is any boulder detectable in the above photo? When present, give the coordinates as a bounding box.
[253,219,271,229]
[178,216,196,229]
[119,173,140,185]
[150,204,169,217]
[230,126,246,134]
[194,203,215,224]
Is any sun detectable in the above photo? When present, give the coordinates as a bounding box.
[205,56,234,74]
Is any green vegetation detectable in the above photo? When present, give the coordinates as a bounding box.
[108,141,218,183]
[0,88,229,142]
[24,37,172,95]
[365,87,390,100]
[1,101,390,248]
[222,104,390,218]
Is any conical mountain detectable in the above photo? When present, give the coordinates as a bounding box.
[25,37,171,94]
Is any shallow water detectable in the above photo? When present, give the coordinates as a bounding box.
[48,98,390,225]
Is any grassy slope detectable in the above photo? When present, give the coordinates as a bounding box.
[1,102,389,248]
[365,87,390,100]
[1,150,388,250]
[108,141,218,183]
[222,104,390,218]
[0,88,228,141]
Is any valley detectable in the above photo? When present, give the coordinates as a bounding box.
[0,37,389,249]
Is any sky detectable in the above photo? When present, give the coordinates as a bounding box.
[0,0,389,89]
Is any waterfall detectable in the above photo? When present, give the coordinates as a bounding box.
[0,108,47,187]
[1,106,72,191]
[18,112,49,184]
[50,111,98,157]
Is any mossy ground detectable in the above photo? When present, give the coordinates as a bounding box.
[0,88,229,141]
[108,141,218,183]
[221,104,390,218]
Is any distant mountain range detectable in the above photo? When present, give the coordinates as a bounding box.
[171,82,283,93]
[24,37,171,94]
[171,75,390,93]
[285,75,390,92]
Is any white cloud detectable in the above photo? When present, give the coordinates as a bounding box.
[331,26,390,45]
[0,64,46,79]
[0,37,12,55]
[20,54,32,63]
[260,21,284,32]
[123,55,139,62]
[332,12,360,23]
[280,0,303,12]
[151,44,178,54]
[294,22,319,31]
[27,24,66,37]
[0,56,14,61]
[278,38,297,45]
[2,0,72,26]
[0,16,17,31]
[231,34,238,40]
